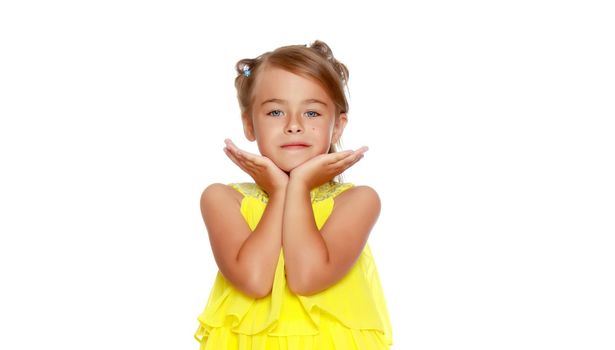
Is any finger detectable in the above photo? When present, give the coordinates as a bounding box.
[346,153,364,168]
[224,139,235,152]
[236,149,261,163]
[348,153,365,168]
[335,154,365,177]
[224,147,247,171]
[228,150,258,172]
[347,146,368,161]
[326,150,354,164]
[225,140,275,172]
[224,139,246,157]
[224,147,246,168]
[225,146,267,173]
[355,146,369,156]
[335,154,364,174]
[228,144,261,163]
[345,146,368,160]
[226,146,258,169]
[236,151,268,171]
[330,148,365,168]
[225,139,242,155]
[225,147,262,175]
[328,146,369,164]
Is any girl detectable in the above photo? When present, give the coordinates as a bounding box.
[194,40,393,349]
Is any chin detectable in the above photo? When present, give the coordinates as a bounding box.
[279,163,299,173]
[274,154,318,173]
[276,160,304,173]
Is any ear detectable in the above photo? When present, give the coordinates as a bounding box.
[241,112,256,141]
[331,112,348,144]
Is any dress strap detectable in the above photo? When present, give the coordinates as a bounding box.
[310,182,354,202]
[228,182,354,204]
[228,183,269,204]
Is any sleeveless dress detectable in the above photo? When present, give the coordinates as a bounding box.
[194,181,393,349]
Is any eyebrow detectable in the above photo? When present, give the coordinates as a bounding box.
[260,98,328,107]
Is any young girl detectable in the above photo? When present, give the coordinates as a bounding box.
[194,40,393,349]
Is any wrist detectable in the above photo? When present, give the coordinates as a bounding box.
[268,189,287,202]
[287,176,311,192]
[264,182,288,198]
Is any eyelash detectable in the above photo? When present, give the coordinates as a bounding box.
[267,110,321,118]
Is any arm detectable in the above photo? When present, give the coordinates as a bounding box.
[201,183,285,298]
[282,183,380,295]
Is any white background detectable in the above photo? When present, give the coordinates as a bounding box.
[1,0,614,349]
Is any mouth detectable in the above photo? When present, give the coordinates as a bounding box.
[281,143,310,149]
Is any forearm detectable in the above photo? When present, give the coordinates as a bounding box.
[282,180,329,291]
[236,190,285,296]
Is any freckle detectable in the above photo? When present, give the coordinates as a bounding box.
[312,127,315,131]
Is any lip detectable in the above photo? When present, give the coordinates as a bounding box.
[281,143,310,149]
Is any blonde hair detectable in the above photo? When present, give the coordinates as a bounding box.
[233,40,350,156]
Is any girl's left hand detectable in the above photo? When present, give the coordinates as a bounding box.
[289,146,368,190]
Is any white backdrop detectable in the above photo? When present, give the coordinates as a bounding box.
[1,1,614,349]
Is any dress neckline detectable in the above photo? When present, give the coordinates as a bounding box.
[230,181,353,204]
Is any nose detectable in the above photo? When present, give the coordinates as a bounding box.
[285,113,303,134]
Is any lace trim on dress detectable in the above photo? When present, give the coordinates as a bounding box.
[229,183,269,203]
[228,181,353,204]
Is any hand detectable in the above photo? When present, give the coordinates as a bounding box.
[289,146,368,190]
[223,139,289,195]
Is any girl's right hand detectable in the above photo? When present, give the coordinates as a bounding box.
[223,139,289,195]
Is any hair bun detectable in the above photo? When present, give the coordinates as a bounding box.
[309,40,334,60]
[309,40,349,83]
[235,58,256,77]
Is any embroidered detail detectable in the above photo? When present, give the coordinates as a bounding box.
[229,183,269,204]
[228,182,354,204]
[310,181,354,202]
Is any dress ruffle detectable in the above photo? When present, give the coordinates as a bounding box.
[195,309,390,350]
[194,182,393,349]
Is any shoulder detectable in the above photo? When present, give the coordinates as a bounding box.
[334,184,381,213]
[336,184,380,202]
[200,183,244,207]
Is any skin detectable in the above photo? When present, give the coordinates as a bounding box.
[200,66,381,298]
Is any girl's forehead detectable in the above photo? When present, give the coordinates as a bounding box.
[254,67,331,103]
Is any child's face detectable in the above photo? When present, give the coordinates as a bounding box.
[243,66,347,173]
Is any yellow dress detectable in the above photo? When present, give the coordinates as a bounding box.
[194,181,393,349]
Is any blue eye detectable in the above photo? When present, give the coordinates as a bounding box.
[266,110,321,118]
[268,110,283,117]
